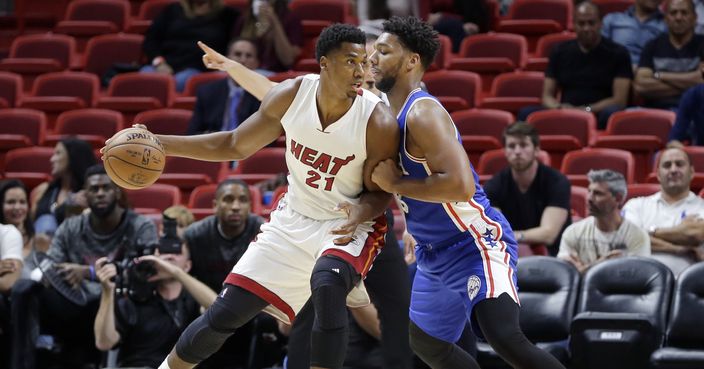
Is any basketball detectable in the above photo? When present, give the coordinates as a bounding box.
[102,128,166,190]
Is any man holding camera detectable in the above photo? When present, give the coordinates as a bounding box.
[9,165,158,369]
[94,236,217,369]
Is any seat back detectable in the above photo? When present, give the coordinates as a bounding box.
[62,0,130,30]
[459,33,528,69]
[605,109,675,144]
[55,108,123,137]
[4,146,54,173]
[451,109,513,138]
[0,109,47,146]
[9,33,75,69]
[578,257,673,332]
[182,72,228,97]
[625,183,660,203]
[561,148,635,184]
[666,263,704,348]
[423,70,481,109]
[134,108,192,135]
[290,0,350,23]
[527,109,597,147]
[30,71,100,106]
[535,32,576,57]
[137,0,177,20]
[124,183,181,212]
[570,185,588,219]
[84,33,144,78]
[107,72,175,107]
[507,0,573,30]
[429,34,452,70]
[0,72,23,107]
[518,256,580,341]
[236,148,288,175]
[163,156,223,181]
[490,71,544,98]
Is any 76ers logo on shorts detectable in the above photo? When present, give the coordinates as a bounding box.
[467,275,481,301]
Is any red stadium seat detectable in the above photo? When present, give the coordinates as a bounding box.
[173,72,227,109]
[526,32,575,71]
[54,0,131,51]
[124,183,181,215]
[268,70,309,83]
[594,109,675,182]
[428,34,452,71]
[225,148,287,184]
[625,183,660,203]
[4,146,54,189]
[0,109,47,152]
[96,72,175,117]
[45,109,124,148]
[188,183,263,218]
[159,156,226,191]
[480,71,544,114]
[290,0,353,39]
[133,108,192,136]
[561,148,635,186]
[0,33,76,89]
[13,0,71,33]
[449,33,528,93]
[570,185,588,220]
[423,70,481,112]
[0,71,23,107]
[126,0,177,33]
[496,0,573,52]
[451,108,513,165]
[593,0,634,16]
[223,0,249,12]
[83,33,144,79]
[526,109,597,168]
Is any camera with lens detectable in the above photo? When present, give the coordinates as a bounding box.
[111,213,183,302]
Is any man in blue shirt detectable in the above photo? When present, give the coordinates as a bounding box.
[601,0,667,66]
[669,83,704,145]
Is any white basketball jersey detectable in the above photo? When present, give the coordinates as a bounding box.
[281,74,381,220]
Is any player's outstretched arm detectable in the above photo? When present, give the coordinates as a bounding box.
[373,100,475,203]
[198,41,276,101]
[148,79,299,162]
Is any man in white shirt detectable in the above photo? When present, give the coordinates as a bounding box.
[0,223,23,294]
[623,146,704,275]
[559,170,650,273]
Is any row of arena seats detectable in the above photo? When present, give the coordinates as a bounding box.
[477,256,704,369]
[0,105,682,181]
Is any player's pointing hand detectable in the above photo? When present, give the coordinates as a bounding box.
[371,159,402,193]
[198,41,235,72]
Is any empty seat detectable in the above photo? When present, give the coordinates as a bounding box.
[225,148,287,184]
[54,0,131,51]
[478,256,579,366]
[126,0,177,33]
[83,33,144,80]
[0,33,76,88]
[496,0,573,52]
[290,0,352,39]
[4,146,54,188]
[133,108,192,136]
[187,183,263,218]
[526,109,597,168]
[423,70,481,112]
[159,156,225,190]
[0,109,47,151]
[593,0,635,16]
[45,108,123,148]
[173,72,227,109]
[124,183,181,215]
[561,148,635,186]
[526,31,576,71]
[651,263,704,369]
[570,185,588,220]
[451,108,513,166]
[480,71,544,114]
[0,71,23,107]
[571,257,674,369]
[96,72,175,116]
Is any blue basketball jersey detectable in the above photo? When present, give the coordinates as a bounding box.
[396,88,512,246]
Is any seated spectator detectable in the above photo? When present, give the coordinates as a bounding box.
[93,211,217,369]
[357,0,417,37]
[0,221,23,369]
[183,179,265,369]
[558,169,651,273]
[232,0,303,73]
[623,145,704,275]
[187,38,263,135]
[634,0,704,110]
[669,83,704,145]
[142,0,239,92]
[427,0,489,52]
[31,138,96,235]
[601,0,667,67]
[696,0,704,34]
[484,122,571,256]
[9,165,158,369]
[518,1,632,129]
[163,205,196,237]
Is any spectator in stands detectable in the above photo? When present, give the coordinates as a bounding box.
[142,0,239,92]
[696,0,704,34]
[484,122,572,256]
[232,0,303,73]
[601,0,666,67]
[31,138,96,236]
[427,0,489,52]
[518,1,633,129]
[187,38,263,135]
[669,83,704,145]
[0,220,23,369]
[163,205,196,237]
[9,165,158,369]
[93,210,217,369]
[634,0,704,110]
[623,145,704,275]
[558,169,651,273]
[357,0,418,37]
[183,178,265,368]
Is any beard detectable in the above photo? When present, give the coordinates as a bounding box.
[375,74,396,93]
[90,200,117,218]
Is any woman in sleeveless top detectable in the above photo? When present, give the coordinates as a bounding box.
[31,138,96,235]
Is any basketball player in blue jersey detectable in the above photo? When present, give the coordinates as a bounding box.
[370,17,567,369]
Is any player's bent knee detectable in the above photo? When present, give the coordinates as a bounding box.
[409,321,452,359]
[175,302,247,363]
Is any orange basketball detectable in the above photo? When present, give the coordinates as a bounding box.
[103,128,165,190]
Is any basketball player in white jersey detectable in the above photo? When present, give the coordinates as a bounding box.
[106,24,399,369]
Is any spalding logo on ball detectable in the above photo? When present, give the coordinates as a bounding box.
[103,128,165,190]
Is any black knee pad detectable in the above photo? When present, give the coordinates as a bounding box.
[175,300,250,364]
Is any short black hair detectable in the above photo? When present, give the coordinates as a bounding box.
[84,164,107,182]
[503,122,540,147]
[216,178,250,200]
[315,23,366,62]
[382,16,439,70]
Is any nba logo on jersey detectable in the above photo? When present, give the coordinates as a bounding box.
[467,275,481,301]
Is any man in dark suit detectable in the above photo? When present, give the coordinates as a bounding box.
[187,38,263,134]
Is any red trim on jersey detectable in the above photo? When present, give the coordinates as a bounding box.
[469,224,495,298]
[224,273,295,323]
[322,215,387,276]
[508,267,519,303]
[446,203,469,231]
[468,199,503,239]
